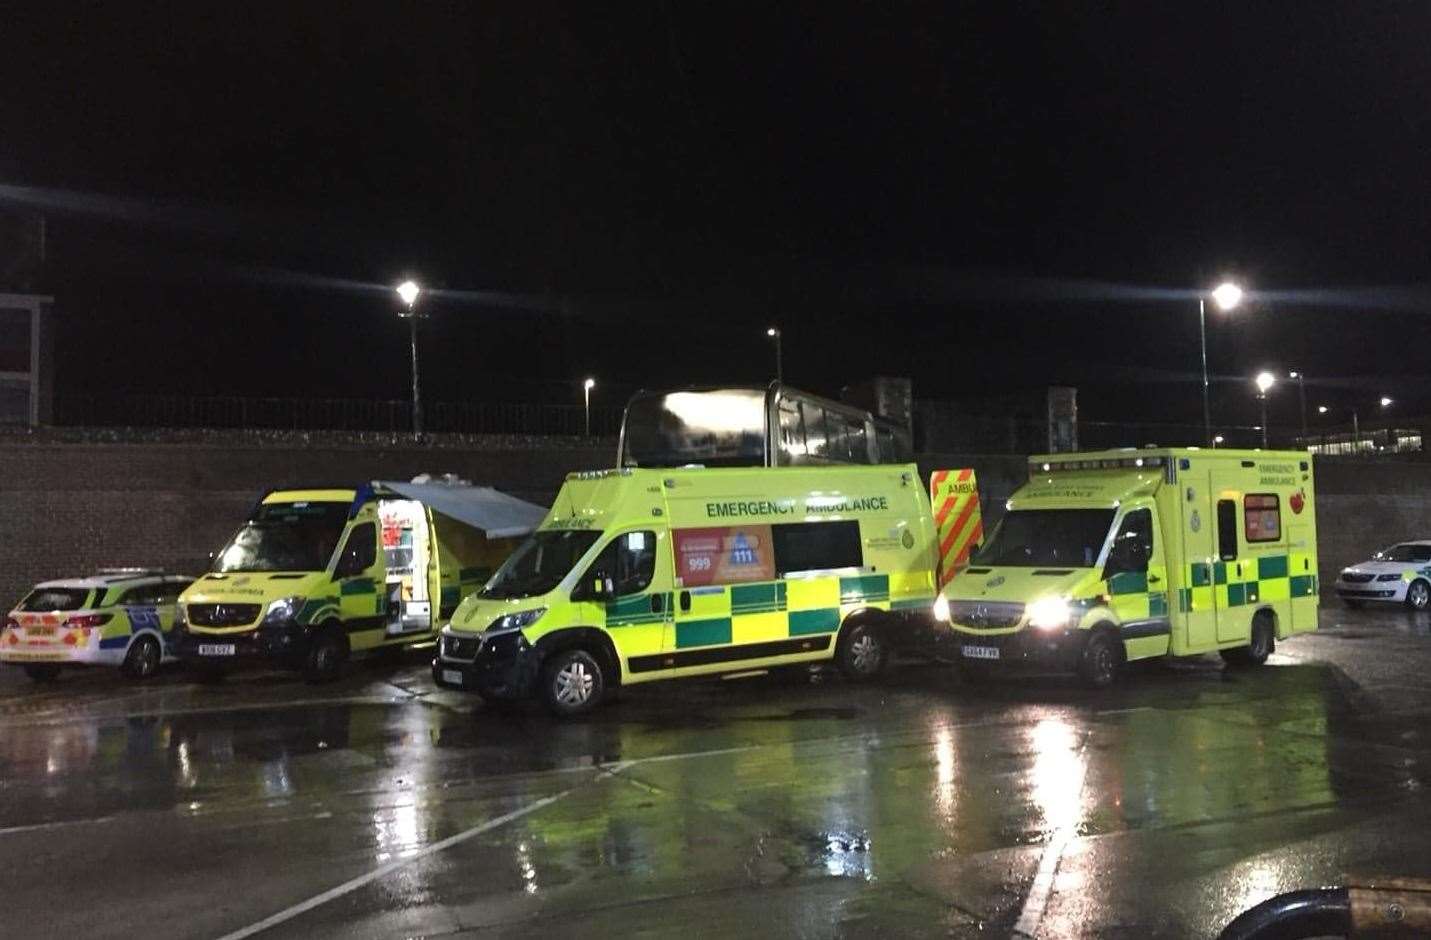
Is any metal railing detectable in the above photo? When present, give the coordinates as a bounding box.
[54,394,624,437]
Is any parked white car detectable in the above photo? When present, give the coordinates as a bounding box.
[1334,541,1431,610]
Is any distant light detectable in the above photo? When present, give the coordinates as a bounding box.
[1255,371,1276,394]
[1317,405,1329,414]
[396,280,420,308]
[1214,435,1225,444]
[1381,396,1393,407]
[1288,371,1300,379]
[583,377,596,391]
[1211,282,1244,311]
[766,327,779,337]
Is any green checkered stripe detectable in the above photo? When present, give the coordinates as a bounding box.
[672,573,929,649]
[1175,555,1317,613]
[606,592,674,627]
[1106,571,1168,618]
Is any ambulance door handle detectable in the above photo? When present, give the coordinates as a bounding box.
[679,591,691,613]
[1148,574,1161,585]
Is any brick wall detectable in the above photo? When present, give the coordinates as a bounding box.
[0,434,611,608]
[3,437,1427,610]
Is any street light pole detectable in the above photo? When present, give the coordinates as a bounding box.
[396,280,422,438]
[767,327,783,384]
[583,378,595,437]
[1289,371,1307,443]
[1199,297,1210,445]
[1200,282,1243,444]
[1254,371,1276,449]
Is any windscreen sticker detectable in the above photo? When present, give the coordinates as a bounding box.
[674,526,776,587]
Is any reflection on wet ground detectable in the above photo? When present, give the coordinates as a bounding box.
[0,607,1429,938]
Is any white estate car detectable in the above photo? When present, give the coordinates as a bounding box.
[1335,541,1431,610]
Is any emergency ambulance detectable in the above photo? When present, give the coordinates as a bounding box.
[174,481,543,681]
[932,448,1318,687]
[2,570,193,681]
[433,464,939,715]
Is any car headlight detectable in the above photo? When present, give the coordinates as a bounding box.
[486,607,546,633]
[262,595,306,626]
[1027,596,1071,631]
[932,594,951,623]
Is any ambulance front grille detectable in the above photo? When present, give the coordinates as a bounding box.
[948,600,1024,630]
[187,603,262,628]
[441,634,482,661]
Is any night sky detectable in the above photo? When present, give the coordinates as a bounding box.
[5,3,1431,432]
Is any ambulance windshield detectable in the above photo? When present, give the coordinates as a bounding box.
[973,508,1116,568]
[621,390,767,467]
[212,501,350,573]
[481,529,602,599]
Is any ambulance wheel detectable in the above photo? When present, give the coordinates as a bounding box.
[1223,618,1275,667]
[835,619,888,681]
[121,635,163,680]
[304,626,350,683]
[1406,579,1431,611]
[540,648,606,717]
[1078,630,1123,689]
[23,664,60,682]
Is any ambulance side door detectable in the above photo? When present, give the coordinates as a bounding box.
[333,520,384,639]
[1103,502,1169,653]
[577,529,669,665]
[1178,472,1219,652]
[1210,471,1251,643]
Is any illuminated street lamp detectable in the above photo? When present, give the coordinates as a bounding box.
[1199,281,1244,444]
[766,327,783,384]
[1254,371,1276,448]
[396,280,423,438]
[583,377,596,437]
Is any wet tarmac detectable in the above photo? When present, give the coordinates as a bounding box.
[2,606,1430,939]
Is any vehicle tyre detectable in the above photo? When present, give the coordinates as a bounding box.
[23,663,61,682]
[304,625,350,683]
[121,634,163,680]
[1078,630,1122,689]
[1406,579,1431,611]
[1223,617,1275,667]
[835,619,888,681]
[540,648,605,717]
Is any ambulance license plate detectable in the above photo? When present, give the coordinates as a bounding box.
[441,669,465,686]
[198,644,236,657]
[961,645,1000,661]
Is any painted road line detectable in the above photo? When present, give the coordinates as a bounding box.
[214,788,578,940]
[1013,731,1092,938]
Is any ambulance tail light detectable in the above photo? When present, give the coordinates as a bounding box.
[4,616,18,632]
[64,613,113,629]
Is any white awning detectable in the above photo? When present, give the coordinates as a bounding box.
[375,481,547,539]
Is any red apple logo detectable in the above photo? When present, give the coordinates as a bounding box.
[1290,490,1305,514]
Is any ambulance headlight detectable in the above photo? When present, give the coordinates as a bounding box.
[1027,597,1071,632]
[487,607,546,633]
[263,596,305,626]
[932,594,951,623]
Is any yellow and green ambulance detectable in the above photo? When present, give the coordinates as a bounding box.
[174,481,543,681]
[2,570,193,681]
[433,464,939,715]
[932,448,1318,687]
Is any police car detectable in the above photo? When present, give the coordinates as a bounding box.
[1334,541,1431,610]
[1,570,193,681]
